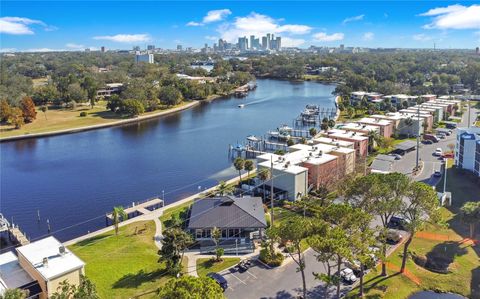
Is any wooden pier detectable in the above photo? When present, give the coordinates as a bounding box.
[106,197,164,225]
[0,214,30,249]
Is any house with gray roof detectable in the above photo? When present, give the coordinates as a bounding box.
[187,196,267,242]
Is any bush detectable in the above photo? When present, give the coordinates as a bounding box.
[79,111,87,117]
[259,248,285,267]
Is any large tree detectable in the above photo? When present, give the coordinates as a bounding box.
[157,275,224,299]
[50,275,99,299]
[159,86,183,106]
[271,216,311,299]
[345,173,409,276]
[0,289,28,299]
[159,227,193,276]
[399,181,440,273]
[20,96,37,123]
[460,201,480,239]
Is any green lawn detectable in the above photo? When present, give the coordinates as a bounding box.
[69,221,175,299]
[196,257,241,277]
[159,201,192,229]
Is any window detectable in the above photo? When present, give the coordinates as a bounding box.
[196,229,202,239]
[221,229,228,238]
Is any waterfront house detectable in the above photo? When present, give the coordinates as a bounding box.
[0,236,85,299]
[188,196,267,243]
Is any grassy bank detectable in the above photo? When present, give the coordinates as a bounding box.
[69,221,175,299]
[196,257,241,277]
[0,101,192,139]
[348,162,480,299]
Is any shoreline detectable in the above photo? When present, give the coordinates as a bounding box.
[0,101,200,143]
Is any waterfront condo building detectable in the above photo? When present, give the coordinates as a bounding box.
[0,236,85,299]
[455,127,480,177]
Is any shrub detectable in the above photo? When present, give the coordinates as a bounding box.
[79,111,87,117]
[259,248,285,267]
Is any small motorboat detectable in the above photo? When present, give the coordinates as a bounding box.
[247,135,259,142]
[268,131,280,138]
[238,104,245,108]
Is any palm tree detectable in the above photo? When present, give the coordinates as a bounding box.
[233,157,245,185]
[40,105,48,120]
[309,127,317,137]
[460,201,480,239]
[215,181,234,196]
[367,130,382,152]
[327,119,335,129]
[111,206,127,235]
[258,168,271,200]
[244,160,254,179]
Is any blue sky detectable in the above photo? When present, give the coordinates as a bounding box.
[1,1,479,51]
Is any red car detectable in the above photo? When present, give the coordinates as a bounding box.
[442,153,454,158]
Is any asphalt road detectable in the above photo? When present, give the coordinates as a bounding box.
[393,105,479,186]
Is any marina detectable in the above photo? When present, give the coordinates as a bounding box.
[0,79,336,242]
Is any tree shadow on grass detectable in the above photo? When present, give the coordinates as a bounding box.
[356,272,401,296]
[423,241,468,273]
[75,234,111,247]
[112,268,167,289]
[470,266,480,299]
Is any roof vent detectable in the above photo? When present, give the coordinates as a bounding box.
[42,257,48,267]
[59,245,66,255]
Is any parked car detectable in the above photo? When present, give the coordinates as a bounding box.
[437,133,446,139]
[387,216,410,230]
[340,268,358,284]
[236,260,252,273]
[442,152,454,158]
[389,154,402,160]
[207,272,228,291]
[424,134,439,143]
[434,170,442,177]
[422,140,434,145]
[386,229,403,244]
[434,148,443,156]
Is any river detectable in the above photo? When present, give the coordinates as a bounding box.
[0,79,336,242]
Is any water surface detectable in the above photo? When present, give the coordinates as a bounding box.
[0,79,335,241]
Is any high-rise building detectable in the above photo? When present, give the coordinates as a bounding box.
[262,36,268,49]
[101,46,105,52]
[340,44,345,51]
[455,127,480,177]
[135,52,154,64]
[238,37,248,51]
[276,37,282,50]
[250,35,255,50]
[147,45,155,51]
[177,45,183,51]
[133,46,141,51]
[476,47,479,55]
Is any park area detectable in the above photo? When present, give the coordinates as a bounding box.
[349,165,480,299]
[68,221,182,299]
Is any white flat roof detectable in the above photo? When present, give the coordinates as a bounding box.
[258,160,307,175]
[372,114,403,121]
[0,251,34,293]
[16,236,84,281]
[340,122,380,132]
[313,137,354,148]
[357,118,392,126]
[326,131,369,141]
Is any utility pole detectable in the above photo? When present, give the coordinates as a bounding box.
[443,158,448,194]
[270,156,274,228]
[467,100,471,128]
[416,105,420,169]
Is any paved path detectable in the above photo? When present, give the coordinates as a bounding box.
[64,173,252,246]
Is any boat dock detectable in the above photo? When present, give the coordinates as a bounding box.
[105,197,164,225]
[0,213,30,251]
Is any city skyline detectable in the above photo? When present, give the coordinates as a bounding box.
[1,1,479,52]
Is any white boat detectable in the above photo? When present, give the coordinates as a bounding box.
[238,104,245,108]
[268,131,280,138]
[247,135,259,142]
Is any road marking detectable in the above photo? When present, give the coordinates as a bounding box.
[246,270,257,279]
[228,273,247,285]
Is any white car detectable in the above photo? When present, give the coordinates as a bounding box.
[434,148,443,156]
[340,268,358,284]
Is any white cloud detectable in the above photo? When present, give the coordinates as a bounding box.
[205,35,218,41]
[362,32,374,41]
[413,34,432,42]
[281,37,305,47]
[0,16,53,35]
[313,32,344,42]
[24,48,62,52]
[93,34,150,43]
[217,12,312,43]
[203,9,231,23]
[0,48,17,52]
[66,43,85,49]
[187,9,231,27]
[342,14,364,25]
[419,4,480,30]
[186,21,203,27]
